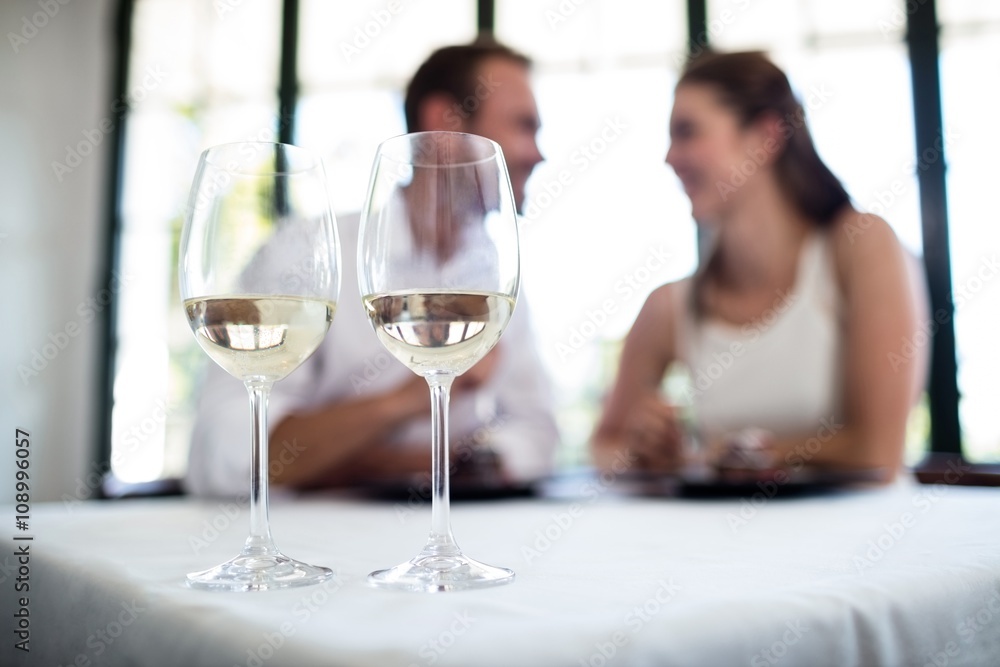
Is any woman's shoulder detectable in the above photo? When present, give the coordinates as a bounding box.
[825,206,909,288]
[620,278,692,369]
[826,206,903,261]
[641,278,692,318]
[626,279,693,350]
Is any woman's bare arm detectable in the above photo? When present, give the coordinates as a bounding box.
[592,283,682,472]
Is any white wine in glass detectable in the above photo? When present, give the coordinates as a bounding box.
[359,131,520,592]
[180,142,340,591]
[363,290,514,375]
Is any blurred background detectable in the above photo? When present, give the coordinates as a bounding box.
[2,0,997,501]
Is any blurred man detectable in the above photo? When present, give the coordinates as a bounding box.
[185,39,557,495]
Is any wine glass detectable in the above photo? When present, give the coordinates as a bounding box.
[358,131,520,592]
[179,142,340,591]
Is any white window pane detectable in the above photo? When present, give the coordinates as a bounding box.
[198,102,288,146]
[296,3,476,212]
[496,2,693,457]
[939,0,1000,25]
[204,2,282,98]
[298,0,475,87]
[774,45,922,254]
[131,0,281,104]
[498,0,686,66]
[113,0,282,483]
[513,67,697,454]
[597,0,687,59]
[296,89,405,215]
[497,0,612,65]
[708,0,905,49]
[707,0,804,50]
[525,67,694,341]
[941,30,1000,462]
[805,0,909,38]
[129,0,201,105]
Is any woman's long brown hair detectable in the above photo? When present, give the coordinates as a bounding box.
[679,51,850,317]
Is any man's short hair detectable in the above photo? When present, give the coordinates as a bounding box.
[404,37,532,133]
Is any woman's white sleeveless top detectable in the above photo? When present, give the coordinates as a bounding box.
[677,232,844,439]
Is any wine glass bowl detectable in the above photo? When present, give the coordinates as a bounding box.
[179,142,340,591]
[358,131,520,592]
[363,291,514,376]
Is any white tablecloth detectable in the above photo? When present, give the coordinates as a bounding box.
[5,477,1000,666]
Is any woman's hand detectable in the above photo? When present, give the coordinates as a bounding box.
[708,428,779,481]
[623,396,685,473]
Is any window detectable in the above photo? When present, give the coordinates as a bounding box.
[110,0,474,483]
[295,0,475,216]
[112,0,283,482]
[106,0,992,485]
[939,2,1000,462]
[705,0,921,252]
[496,0,694,463]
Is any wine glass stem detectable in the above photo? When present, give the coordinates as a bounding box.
[245,381,277,555]
[427,375,459,554]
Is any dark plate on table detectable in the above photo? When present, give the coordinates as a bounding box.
[535,466,888,500]
[341,472,537,503]
[329,447,538,502]
[677,465,889,498]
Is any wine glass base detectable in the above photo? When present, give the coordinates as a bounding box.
[187,552,333,592]
[368,552,514,593]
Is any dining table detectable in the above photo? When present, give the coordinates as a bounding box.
[5,469,1000,666]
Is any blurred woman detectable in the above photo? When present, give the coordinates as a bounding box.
[592,51,927,481]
